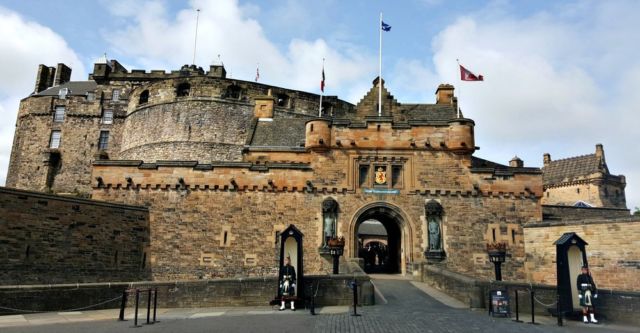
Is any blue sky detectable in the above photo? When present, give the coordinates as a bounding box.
[0,0,639,211]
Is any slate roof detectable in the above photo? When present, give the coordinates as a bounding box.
[249,118,309,147]
[542,154,605,185]
[35,81,97,96]
[399,104,458,123]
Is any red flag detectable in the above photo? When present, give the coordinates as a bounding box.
[460,65,483,81]
[320,67,325,92]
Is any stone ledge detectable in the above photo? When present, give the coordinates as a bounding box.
[0,186,148,212]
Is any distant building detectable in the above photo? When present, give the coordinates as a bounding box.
[542,144,626,209]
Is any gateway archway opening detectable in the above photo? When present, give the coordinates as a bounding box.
[356,215,402,274]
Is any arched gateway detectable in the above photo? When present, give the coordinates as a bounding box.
[349,202,414,274]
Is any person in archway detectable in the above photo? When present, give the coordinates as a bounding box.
[577,265,598,324]
[279,256,296,311]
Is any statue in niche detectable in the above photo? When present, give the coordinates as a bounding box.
[322,199,338,247]
[424,200,445,260]
[428,216,441,250]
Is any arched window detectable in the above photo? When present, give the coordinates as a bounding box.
[176,83,191,97]
[322,198,339,247]
[225,85,242,100]
[425,200,445,260]
[139,90,149,105]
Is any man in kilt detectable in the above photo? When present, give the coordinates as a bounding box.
[577,265,598,324]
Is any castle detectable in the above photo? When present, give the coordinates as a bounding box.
[2,59,636,293]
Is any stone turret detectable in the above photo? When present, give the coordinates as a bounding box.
[254,89,275,119]
[446,118,475,152]
[305,118,331,149]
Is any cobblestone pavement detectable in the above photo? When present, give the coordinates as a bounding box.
[1,278,637,332]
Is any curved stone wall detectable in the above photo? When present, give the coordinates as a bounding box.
[120,99,253,162]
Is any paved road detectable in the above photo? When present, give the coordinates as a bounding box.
[1,278,636,332]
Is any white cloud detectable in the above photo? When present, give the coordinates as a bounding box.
[103,0,375,103]
[0,7,85,186]
[426,1,640,210]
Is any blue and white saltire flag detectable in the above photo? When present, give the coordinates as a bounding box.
[381,21,391,31]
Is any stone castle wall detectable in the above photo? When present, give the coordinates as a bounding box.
[90,138,542,282]
[6,67,354,196]
[543,180,626,208]
[6,93,126,195]
[523,218,640,291]
[0,187,150,285]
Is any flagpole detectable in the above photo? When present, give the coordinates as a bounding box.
[378,12,383,117]
[192,9,200,65]
[456,59,461,118]
[319,58,324,117]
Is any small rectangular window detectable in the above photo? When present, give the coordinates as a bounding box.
[98,131,109,150]
[86,92,95,101]
[112,89,120,101]
[49,130,61,148]
[392,165,403,188]
[359,165,369,187]
[102,110,113,124]
[58,88,68,99]
[53,106,65,122]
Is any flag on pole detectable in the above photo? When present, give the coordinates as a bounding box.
[381,21,391,31]
[255,64,260,82]
[460,65,483,81]
[320,66,325,92]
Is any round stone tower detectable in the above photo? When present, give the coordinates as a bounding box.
[446,118,475,152]
[305,118,332,149]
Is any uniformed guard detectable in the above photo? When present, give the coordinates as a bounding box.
[279,256,297,311]
[577,265,598,324]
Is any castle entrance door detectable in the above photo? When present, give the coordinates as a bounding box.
[351,203,412,275]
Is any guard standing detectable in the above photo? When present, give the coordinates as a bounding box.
[279,257,297,311]
[577,265,598,324]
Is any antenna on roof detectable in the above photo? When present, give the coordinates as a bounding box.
[192,9,201,65]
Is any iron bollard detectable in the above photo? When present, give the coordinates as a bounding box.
[134,289,140,327]
[118,289,127,321]
[153,288,158,323]
[556,293,563,326]
[529,290,538,325]
[513,290,522,323]
[351,280,360,316]
[146,288,151,324]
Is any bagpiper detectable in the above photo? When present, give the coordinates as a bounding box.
[577,265,598,324]
[279,256,297,311]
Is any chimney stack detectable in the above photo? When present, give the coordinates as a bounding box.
[543,153,551,167]
[34,64,56,93]
[435,84,455,104]
[53,63,72,86]
[595,143,604,159]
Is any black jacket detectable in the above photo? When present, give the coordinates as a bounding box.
[577,273,597,293]
[281,265,296,283]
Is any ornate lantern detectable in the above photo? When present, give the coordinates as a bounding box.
[487,242,507,281]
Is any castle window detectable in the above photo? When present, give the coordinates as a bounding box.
[139,90,149,105]
[359,165,370,187]
[321,102,333,116]
[53,106,65,122]
[225,85,242,100]
[176,83,191,97]
[391,165,403,188]
[49,130,61,148]
[58,88,68,99]
[276,94,289,107]
[576,188,580,194]
[98,131,109,150]
[112,89,120,101]
[615,190,620,198]
[604,188,609,197]
[102,110,113,124]
[86,92,95,101]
